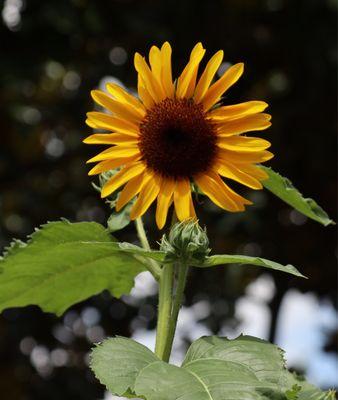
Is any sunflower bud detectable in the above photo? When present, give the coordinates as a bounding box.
[160,220,210,264]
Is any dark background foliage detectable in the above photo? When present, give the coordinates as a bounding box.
[0,0,336,399]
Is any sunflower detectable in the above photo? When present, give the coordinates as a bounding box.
[84,42,273,229]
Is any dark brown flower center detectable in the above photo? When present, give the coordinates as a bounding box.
[139,98,217,179]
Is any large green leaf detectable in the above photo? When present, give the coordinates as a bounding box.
[261,167,334,226]
[90,336,159,397]
[196,254,306,278]
[0,221,146,316]
[117,242,166,263]
[182,335,286,385]
[135,358,277,400]
[181,336,334,400]
[91,335,333,400]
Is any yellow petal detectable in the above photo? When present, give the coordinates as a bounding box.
[106,83,146,117]
[116,171,152,211]
[101,162,146,198]
[202,63,244,111]
[87,145,140,163]
[194,50,224,103]
[130,175,161,220]
[149,46,162,84]
[134,52,166,102]
[86,112,139,136]
[238,164,269,180]
[88,155,139,176]
[174,179,193,221]
[91,90,142,124]
[217,136,271,152]
[156,178,176,229]
[86,118,99,129]
[138,76,155,109]
[217,113,272,136]
[194,171,249,211]
[160,42,175,98]
[209,101,268,120]
[220,178,253,206]
[216,161,262,190]
[83,133,138,145]
[218,149,274,164]
[189,195,197,219]
[176,43,206,99]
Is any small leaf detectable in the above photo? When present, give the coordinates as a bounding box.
[261,166,334,226]
[0,221,146,316]
[107,203,133,233]
[93,170,134,233]
[90,336,159,397]
[195,254,306,278]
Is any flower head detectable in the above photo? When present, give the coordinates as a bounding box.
[84,42,273,229]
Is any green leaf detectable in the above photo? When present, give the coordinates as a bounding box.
[117,242,166,263]
[93,170,134,233]
[92,337,277,400]
[195,254,306,278]
[182,335,286,385]
[90,336,159,397]
[107,202,133,233]
[261,166,334,226]
[0,221,146,316]
[285,384,302,400]
[135,358,277,400]
[91,335,332,400]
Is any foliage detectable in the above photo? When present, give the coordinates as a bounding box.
[91,335,333,400]
[0,220,146,315]
[261,167,334,226]
[198,254,305,278]
[0,1,336,398]
[0,215,330,398]
[0,220,305,317]
[0,158,334,399]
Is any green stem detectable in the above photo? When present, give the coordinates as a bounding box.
[135,217,151,251]
[134,217,161,280]
[162,262,189,362]
[155,263,174,360]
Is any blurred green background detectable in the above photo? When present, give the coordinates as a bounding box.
[0,0,337,399]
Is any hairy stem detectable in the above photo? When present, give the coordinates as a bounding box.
[162,262,189,362]
[155,263,174,360]
[134,217,161,280]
